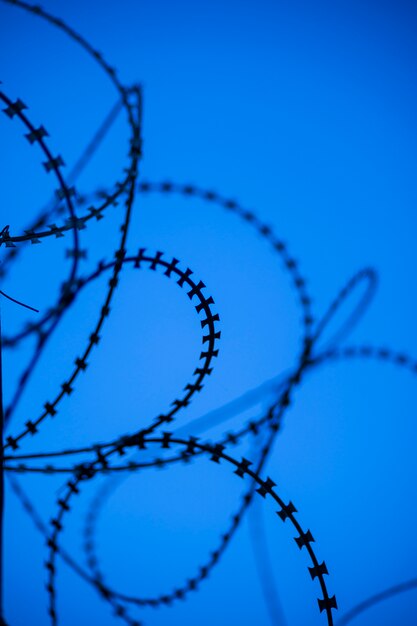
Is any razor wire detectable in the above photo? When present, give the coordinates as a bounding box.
[1,1,416,625]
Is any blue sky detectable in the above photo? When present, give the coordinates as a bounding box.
[1,1,417,624]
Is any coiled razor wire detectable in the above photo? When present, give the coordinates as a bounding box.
[1,1,416,625]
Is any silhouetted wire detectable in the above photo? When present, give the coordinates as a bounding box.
[1,205,412,620]
[67,99,125,184]
[2,97,141,442]
[6,340,417,621]
[0,4,141,626]
[1,128,137,435]
[1,1,415,625]
[3,232,314,612]
[1,0,138,246]
[336,577,417,625]
[311,268,378,351]
[3,372,288,463]
[0,290,39,313]
[7,472,110,594]
[0,307,4,620]
[5,238,415,619]
[2,251,383,469]
[7,338,417,473]
[52,335,321,618]
[0,94,125,296]
[0,82,100,427]
[137,180,315,353]
[248,495,288,626]
[240,268,379,625]
[2,242,332,620]
[44,435,337,626]
[77,344,412,606]
[246,427,288,626]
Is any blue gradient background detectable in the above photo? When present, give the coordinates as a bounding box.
[1,1,417,625]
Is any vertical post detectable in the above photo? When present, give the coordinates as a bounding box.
[0,291,38,626]
[0,306,4,623]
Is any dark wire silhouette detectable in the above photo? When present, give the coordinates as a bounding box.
[1,1,416,625]
[337,577,417,625]
[0,306,3,623]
